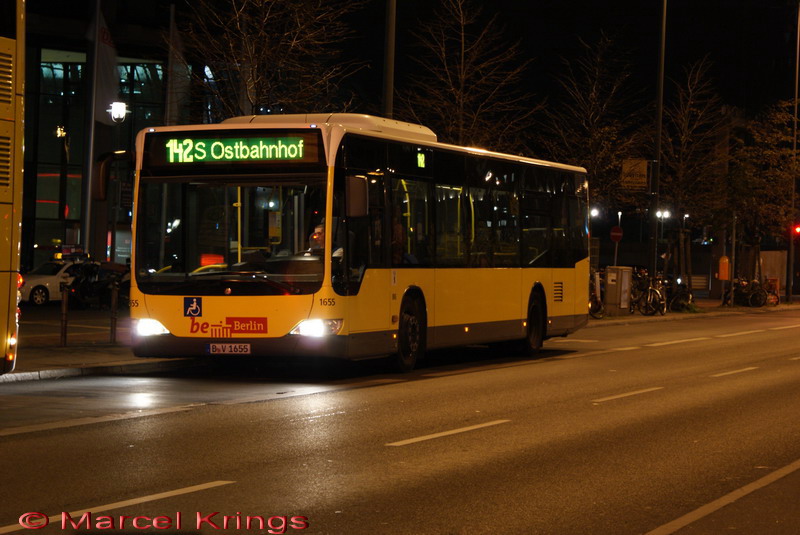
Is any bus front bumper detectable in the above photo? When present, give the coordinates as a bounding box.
[131,332,352,359]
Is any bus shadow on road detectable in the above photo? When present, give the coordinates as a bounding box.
[187,345,575,385]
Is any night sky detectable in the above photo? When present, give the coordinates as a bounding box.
[351,0,797,116]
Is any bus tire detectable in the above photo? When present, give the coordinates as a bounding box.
[395,296,426,372]
[523,297,544,355]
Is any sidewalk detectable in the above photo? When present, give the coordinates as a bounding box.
[585,296,799,328]
[2,298,798,383]
[1,306,207,383]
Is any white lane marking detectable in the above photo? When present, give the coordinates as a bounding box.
[715,329,765,338]
[557,347,641,360]
[549,338,599,343]
[769,324,800,330]
[0,405,198,437]
[557,350,614,360]
[644,457,800,535]
[0,481,235,534]
[592,387,664,403]
[791,357,800,361]
[710,367,759,378]
[386,420,510,447]
[646,337,711,347]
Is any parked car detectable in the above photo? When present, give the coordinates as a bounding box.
[20,260,91,306]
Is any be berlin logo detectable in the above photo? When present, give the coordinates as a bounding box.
[18,511,309,533]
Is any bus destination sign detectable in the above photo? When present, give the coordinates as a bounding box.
[165,136,308,163]
[143,130,324,169]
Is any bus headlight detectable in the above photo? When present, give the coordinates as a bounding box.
[290,319,343,337]
[134,318,170,337]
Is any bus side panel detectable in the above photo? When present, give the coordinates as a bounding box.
[0,273,14,372]
[0,202,19,370]
[345,268,395,357]
[521,267,552,318]
[346,268,392,334]
[430,267,523,348]
[531,263,587,337]
[391,267,436,324]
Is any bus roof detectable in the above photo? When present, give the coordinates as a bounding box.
[209,113,585,175]
[222,113,438,144]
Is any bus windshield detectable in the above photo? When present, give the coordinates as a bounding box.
[135,176,328,295]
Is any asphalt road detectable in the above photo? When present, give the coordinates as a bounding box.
[0,310,799,534]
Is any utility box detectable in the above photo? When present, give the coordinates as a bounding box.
[605,266,632,316]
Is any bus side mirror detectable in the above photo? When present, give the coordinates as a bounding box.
[346,175,369,218]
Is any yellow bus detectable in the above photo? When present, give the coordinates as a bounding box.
[131,114,588,371]
[0,0,24,374]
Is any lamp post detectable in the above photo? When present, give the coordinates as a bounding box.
[789,1,799,303]
[656,210,671,239]
[651,0,668,275]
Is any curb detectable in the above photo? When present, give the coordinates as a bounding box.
[0,357,210,384]
[586,304,798,328]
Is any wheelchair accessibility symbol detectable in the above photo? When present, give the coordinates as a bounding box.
[184,297,202,317]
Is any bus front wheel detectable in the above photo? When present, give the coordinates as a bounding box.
[395,296,426,372]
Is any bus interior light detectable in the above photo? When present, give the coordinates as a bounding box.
[290,319,343,337]
[135,319,170,337]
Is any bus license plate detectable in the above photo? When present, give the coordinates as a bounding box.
[207,343,251,355]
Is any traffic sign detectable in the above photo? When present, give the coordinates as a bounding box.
[610,226,623,242]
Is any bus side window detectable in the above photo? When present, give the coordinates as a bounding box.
[391,177,431,266]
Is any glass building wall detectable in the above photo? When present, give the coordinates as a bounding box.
[25,50,165,269]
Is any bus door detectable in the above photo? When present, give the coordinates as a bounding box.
[335,171,392,341]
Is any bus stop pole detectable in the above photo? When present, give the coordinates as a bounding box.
[60,282,68,346]
[110,281,118,343]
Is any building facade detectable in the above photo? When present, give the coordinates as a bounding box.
[23,0,176,271]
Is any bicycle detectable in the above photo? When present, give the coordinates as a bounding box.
[668,278,694,312]
[764,279,780,306]
[723,278,767,308]
[629,268,649,314]
[630,271,667,316]
[639,274,667,316]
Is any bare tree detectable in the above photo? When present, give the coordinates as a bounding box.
[179,0,365,122]
[660,58,729,228]
[396,0,539,153]
[728,100,795,242]
[536,34,646,210]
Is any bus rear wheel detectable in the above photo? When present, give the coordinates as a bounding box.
[395,296,426,372]
[523,297,544,355]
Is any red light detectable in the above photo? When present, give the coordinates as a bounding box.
[200,253,225,266]
[795,224,800,235]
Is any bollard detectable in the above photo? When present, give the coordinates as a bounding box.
[60,282,68,346]
[110,281,118,343]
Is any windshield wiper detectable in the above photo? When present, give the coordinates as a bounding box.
[188,270,300,294]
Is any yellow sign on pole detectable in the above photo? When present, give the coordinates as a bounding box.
[621,159,649,192]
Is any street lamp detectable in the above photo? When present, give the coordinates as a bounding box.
[107,101,129,124]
